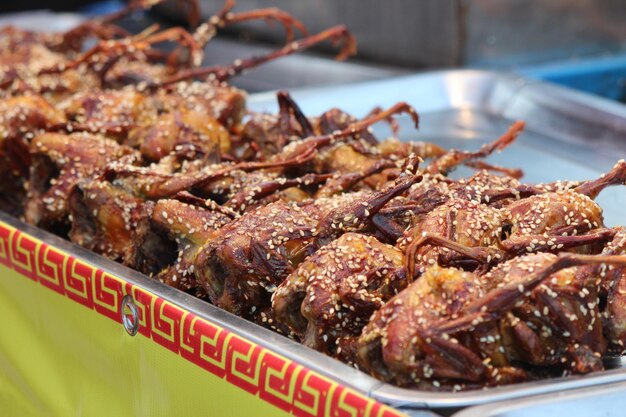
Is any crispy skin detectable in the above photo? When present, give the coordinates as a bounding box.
[61,89,155,136]
[195,176,419,318]
[0,95,67,214]
[358,253,608,389]
[151,199,231,295]
[372,170,521,244]
[161,82,246,130]
[357,266,488,387]
[195,199,321,317]
[596,228,626,350]
[273,233,405,358]
[401,198,505,273]
[68,179,172,275]
[485,253,605,374]
[25,132,134,231]
[128,110,229,163]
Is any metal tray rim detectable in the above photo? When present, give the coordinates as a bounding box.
[452,381,626,417]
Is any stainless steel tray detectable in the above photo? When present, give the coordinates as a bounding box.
[452,381,626,417]
[4,70,626,413]
[249,70,626,412]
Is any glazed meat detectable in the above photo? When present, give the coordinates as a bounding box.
[273,232,405,358]
[357,253,626,389]
[25,132,134,231]
[194,165,420,318]
[3,0,626,394]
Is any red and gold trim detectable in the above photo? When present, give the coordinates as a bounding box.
[0,220,406,417]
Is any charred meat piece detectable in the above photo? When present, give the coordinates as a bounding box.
[357,253,626,389]
[273,232,405,359]
[25,132,135,233]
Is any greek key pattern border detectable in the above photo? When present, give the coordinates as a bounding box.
[0,221,405,417]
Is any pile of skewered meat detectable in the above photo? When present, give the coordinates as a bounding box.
[2,0,626,392]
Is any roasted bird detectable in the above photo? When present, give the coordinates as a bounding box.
[357,253,626,389]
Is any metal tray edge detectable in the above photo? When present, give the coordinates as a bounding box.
[452,381,626,417]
